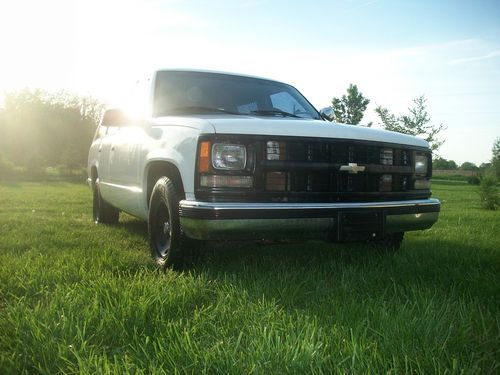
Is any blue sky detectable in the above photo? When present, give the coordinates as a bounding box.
[1,0,499,164]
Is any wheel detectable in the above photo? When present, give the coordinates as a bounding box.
[372,232,404,252]
[92,179,119,224]
[148,177,201,269]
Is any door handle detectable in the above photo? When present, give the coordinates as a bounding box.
[98,146,102,153]
[111,146,115,151]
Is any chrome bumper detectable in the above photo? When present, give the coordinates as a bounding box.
[179,198,440,241]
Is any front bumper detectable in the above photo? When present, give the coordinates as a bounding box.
[179,198,440,241]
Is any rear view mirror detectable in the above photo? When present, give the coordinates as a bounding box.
[319,107,334,122]
[101,108,128,127]
[101,108,151,130]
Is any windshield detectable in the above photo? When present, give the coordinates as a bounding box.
[153,71,321,120]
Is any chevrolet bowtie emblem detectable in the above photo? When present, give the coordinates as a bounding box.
[339,163,366,174]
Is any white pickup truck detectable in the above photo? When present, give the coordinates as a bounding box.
[88,69,440,267]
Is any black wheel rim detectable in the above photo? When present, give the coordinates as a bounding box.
[154,201,171,258]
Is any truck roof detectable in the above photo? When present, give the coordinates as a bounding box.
[153,68,286,85]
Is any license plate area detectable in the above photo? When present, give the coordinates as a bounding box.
[337,211,384,242]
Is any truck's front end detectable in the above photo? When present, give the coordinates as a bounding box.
[152,69,440,246]
[180,132,439,244]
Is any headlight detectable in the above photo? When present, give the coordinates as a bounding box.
[415,153,428,175]
[212,144,247,170]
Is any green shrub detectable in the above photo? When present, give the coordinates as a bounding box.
[478,176,499,210]
[0,154,14,175]
[467,175,481,185]
[0,155,24,181]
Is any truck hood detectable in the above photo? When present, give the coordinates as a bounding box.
[153,115,429,149]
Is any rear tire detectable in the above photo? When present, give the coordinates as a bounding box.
[148,176,201,269]
[92,179,119,224]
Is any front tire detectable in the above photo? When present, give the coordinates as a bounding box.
[92,179,119,224]
[148,177,200,268]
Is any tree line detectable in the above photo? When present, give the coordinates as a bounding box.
[0,87,498,182]
[432,158,492,172]
[0,89,103,178]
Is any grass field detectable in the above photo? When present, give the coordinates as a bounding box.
[0,181,499,374]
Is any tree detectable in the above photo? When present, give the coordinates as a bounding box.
[479,162,491,170]
[460,162,478,171]
[478,176,499,210]
[0,89,104,170]
[433,157,458,170]
[492,137,500,179]
[375,96,446,153]
[330,84,370,125]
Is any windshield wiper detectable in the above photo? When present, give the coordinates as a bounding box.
[250,109,301,118]
[167,106,242,116]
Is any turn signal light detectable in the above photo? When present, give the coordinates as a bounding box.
[198,141,210,172]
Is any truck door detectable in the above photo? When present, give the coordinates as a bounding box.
[107,123,149,217]
[97,125,120,204]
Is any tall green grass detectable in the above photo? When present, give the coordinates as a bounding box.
[0,182,499,374]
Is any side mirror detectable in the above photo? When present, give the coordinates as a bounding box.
[101,108,128,127]
[319,107,334,122]
[101,109,150,130]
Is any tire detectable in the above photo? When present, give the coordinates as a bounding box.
[92,179,119,224]
[148,177,201,269]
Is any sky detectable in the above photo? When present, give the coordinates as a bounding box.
[0,0,499,165]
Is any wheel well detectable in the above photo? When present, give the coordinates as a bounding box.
[146,161,185,207]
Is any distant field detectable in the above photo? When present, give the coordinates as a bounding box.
[433,169,479,182]
[0,182,499,374]
[434,170,477,176]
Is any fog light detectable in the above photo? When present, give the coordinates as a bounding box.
[200,175,253,188]
[380,148,393,165]
[266,172,287,191]
[267,141,286,160]
[379,174,392,192]
[414,179,431,189]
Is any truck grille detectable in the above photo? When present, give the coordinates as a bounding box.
[195,135,431,203]
[261,140,413,194]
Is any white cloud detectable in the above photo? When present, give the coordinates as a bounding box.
[449,51,500,66]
